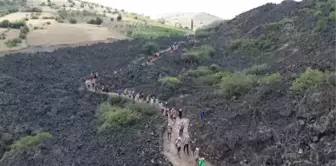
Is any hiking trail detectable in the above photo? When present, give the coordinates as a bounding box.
[86,88,214,166]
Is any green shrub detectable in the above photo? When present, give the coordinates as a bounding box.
[258,73,282,85]
[291,68,327,91]
[117,14,122,21]
[159,77,182,88]
[69,18,77,24]
[0,20,25,29]
[328,11,336,21]
[96,103,139,131]
[217,73,257,98]
[182,45,214,62]
[108,95,127,106]
[31,16,39,19]
[24,7,42,12]
[243,64,269,75]
[196,74,221,86]
[195,29,213,39]
[10,132,52,152]
[141,42,159,55]
[5,38,22,47]
[183,66,213,77]
[127,102,157,116]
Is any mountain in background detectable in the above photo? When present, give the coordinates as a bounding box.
[158,12,222,30]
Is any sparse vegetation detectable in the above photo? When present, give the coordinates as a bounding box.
[141,42,159,55]
[69,18,77,24]
[158,77,182,88]
[291,68,329,92]
[87,17,103,26]
[258,73,282,85]
[0,20,25,29]
[216,73,257,99]
[117,14,122,21]
[243,64,269,75]
[5,38,22,48]
[24,7,42,13]
[9,132,52,153]
[19,25,29,39]
[182,45,214,62]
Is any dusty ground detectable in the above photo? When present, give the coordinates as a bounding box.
[0,28,27,52]
[26,22,126,46]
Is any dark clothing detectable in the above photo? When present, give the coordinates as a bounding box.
[183,144,189,154]
[167,132,171,140]
[178,110,182,119]
[200,110,205,119]
[177,147,181,153]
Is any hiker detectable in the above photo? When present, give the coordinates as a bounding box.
[139,92,144,102]
[155,98,159,105]
[94,72,98,79]
[175,137,182,157]
[117,88,121,96]
[135,93,140,101]
[123,89,128,96]
[89,73,94,80]
[198,158,205,166]
[183,135,190,155]
[179,121,184,137]
[199,109,205,120]
[170,108,175,120]
[167,124,172,140]
[146,95,150,104]
[85,80,91,89]
[194,148,200,164]
[132,90,136,100]
[150,97,154,105]
[172,109,177,122]
[128,90,132,98]
[178,108,182,119]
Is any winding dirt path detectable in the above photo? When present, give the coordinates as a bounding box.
[86,88,214,166]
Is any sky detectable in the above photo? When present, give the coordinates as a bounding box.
[87,0,299,19]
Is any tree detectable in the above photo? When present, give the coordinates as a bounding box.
[95,17,103,26]
[69,18,77,24]
[110,17,114,22]
[117,14,122,21]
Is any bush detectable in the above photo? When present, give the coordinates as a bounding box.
[0,33,6,40]
[110,17,114,22]
[19,25,29,39]
[5,38,22,47]
[243,64,269,75]
[96,103,139,132]
[87,17,103,25]
[117,14,122,21]
[42,16,55,19]
[108,95,127,107]
[328,11,336,21]
[10,132,52,152]
[182,45,214,62]
[195,29,213,39]
[141,42,159,55]
[196,74,221,86]
[127,102,157,116]
[291,68,327,91]
[258,73,282,85]
[24,7,42,12]
[217,73,257,98]
[183,66,213,77]
[69,18,77,24]
[31,16,39,19]
[159,77,182,88]
[0,20,25,29]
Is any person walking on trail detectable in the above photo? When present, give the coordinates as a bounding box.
[150,97,154,105]
[179,121,184,137]
[198,158,205,166]
[131,90,136,100]
[172,109,177,122]
[175,137,182,157]
[89,73,94,80]
[94,72,98,79]
[178,109,182,119]
[167,124,172,140]
[183,135,190,155]
[146,95,150,104]
[199,109,205,120]
[194,148,200,164]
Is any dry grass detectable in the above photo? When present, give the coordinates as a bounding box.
[26,23,126,46]
[0,28,27,52]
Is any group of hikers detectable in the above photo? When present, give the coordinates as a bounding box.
[117,88,207,166]
[147,41,185,64]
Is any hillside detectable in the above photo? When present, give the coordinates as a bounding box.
[0,0,189,53]
[0,0,335,166]
[158,12,222,30]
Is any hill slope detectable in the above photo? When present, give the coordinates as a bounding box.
[0,0,335,166]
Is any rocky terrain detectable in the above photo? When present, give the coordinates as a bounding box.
[0,0,335,166]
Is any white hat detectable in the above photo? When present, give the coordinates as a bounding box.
[178,137,181,140]
[179,109,182,111]
[196,148,199,151]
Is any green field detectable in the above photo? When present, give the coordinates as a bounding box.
[130,25,188,38]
